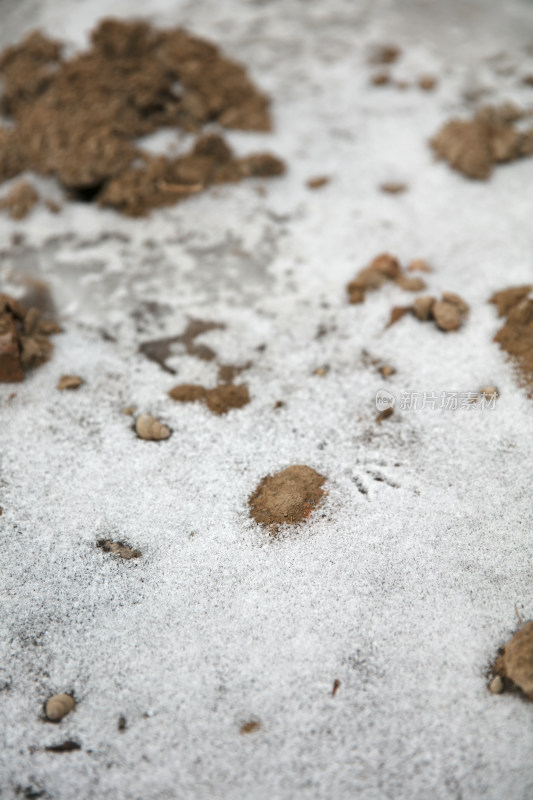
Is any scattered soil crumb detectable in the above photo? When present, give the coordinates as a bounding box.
[307,176,329,189]
[57,374,83,391]
[97,539,141,560]
[492,621,533,699]
[118,716,127,731]
[376,406,394,424]
[0,20,285,215]
[169,383,250,415]
[44,741,81,753]
[368,44,401,65]
[274,400,285,409]
[380,182,407,194]
[239,720,261,734]
[139,319,224,372]
[379,364,396,378]
[418,75,437,91]
[332,679,341,696]
[45,694,75,722]
[431,103,533,179]
[371,71,390,86]
[135,413,171,440]
[0,181,39,219]
[408,258,431,273]
[489,675,503,694]
[346,253,427,305]
[490,285,533,390]
[248,465,326,529]
[313,365,329,377]
[0,293,60,382]
[217,362,250,384]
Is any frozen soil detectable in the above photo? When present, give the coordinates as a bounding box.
[1,1,533,799]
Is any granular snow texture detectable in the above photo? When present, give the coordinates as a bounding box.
[1,1,533,800]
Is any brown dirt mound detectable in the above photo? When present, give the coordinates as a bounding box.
[490,286,533,390]
[0,19,285,215]
[248,465,326,528]
[0,293,60,382]
[492,621,533,699]
[431,103,533,179]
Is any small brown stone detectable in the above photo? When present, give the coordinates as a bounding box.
[379,365,396,378]
[205,384,250,415]
[407,259,431,273]
[371,71,390,86]
[380,181,407,194]
[370,253,401,280]
[418,75,437,91]
[432,300,462,331]
[368,44,400,65]
[441,291,469,314]
[412,295,436,321]
[501,621,533,698]
[168,384,208,404]
[376,406,394,424]
[57,374,83,391]
[395,276,426,292]
[307,176,329,189]
[240,720,261,734]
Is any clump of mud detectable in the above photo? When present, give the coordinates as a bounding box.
[431,103,533,179]
[346,253,426,305]
[0,20,285,216]
[97,539,141,560]
[0,293,61,382]
[387,291,469,332]
[490,285,533,391]
[490,621,533,699]
[169,383,250,415]
[248,465,326,529]
[0,180,39,219]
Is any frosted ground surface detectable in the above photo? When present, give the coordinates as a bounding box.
[1,0,533,798]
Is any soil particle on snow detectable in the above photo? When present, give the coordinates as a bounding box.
[368,44,401,65]
[408,258,431,273]
[492,621,533,699]
[376,407,394,424]
[430,103,533,179]
[139,319,225,373]
[307,176,329,189]
[0,180,39,219]
[97,540,141,560]
[57,375,83,391]
[44,741,81,753]
[380,181,407,194]
[346,253,426,305]
[418,75,437,91]
[45,694,75,722]
[239,720,261,734]
[0,293,60,382]
[169,382,250,414]
[490,286,533,390]
[0,20,285,215]
[248,465,326,529]
[371,71,391,87]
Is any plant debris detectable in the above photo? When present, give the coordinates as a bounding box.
[169,383,250,415]
[0,180,39,219]
[0,20,285,216]
[0,293,60,382]
[430,103,533,179]
[491,621,533,699]
[346,253,427,305]
[490,285,533,390]
[57,374,83,391]
[139,319,225,373]
[248,465,326,528]
[97,539,141,560]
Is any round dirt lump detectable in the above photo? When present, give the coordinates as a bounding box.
[248,465,326,527]
[502,621,533,698]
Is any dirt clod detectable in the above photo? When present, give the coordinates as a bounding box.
[347,253,428,305]
[418,75,437,91]
[240,720,261,734]
[248,465,326,529]
[0,20,284,216]
[0,181,39,219]
[0,293,59,382]
[307,176,329,189]
[490,285,533,390]
[376,406,394,424]
[57,375,83,391]
[431,104,533,179]
[97,540,141,560]
[432,300,463,332]
[380,182,407,194]
[493,621,533,699]
[368,44,401,65]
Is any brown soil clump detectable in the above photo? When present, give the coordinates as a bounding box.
[248,465,326,529]
[380,181,407,194]
[376,406,394,424]
[388,292,469,331]
[0,181,39,219]
[57,374,83,390]
[368,44,401,65]
[347,253,426,305]
[239,720,261,734]
[371,71,391,86]
[0,293,59,382]
[431,103,533,179]
[490,285,533,390]
[0,20,285,215]
[169,382,250,415]
[97,539,141,560]
[307,176,329,190]
[492,622,533,699]
[418,75,437,91]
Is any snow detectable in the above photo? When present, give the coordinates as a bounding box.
[1,1,533,798]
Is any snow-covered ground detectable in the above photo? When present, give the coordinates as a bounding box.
[1,1,533,798]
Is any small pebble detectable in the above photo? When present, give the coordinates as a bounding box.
[45,694,75,722]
